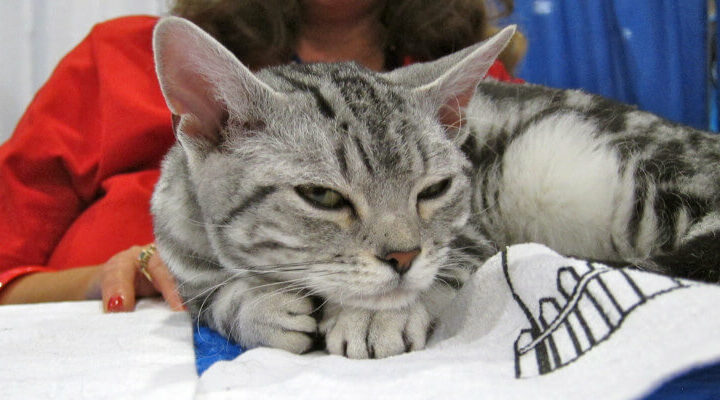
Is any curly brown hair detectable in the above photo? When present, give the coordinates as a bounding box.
[171,0,525,72]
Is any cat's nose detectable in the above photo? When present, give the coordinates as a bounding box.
[382,248,421,275]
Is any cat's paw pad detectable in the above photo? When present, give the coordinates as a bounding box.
[320,302,431,359]
[234,291,317,354]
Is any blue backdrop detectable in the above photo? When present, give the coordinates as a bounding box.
[508,0,710,131]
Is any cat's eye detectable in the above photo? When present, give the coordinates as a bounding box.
[417,178,452,201]
[295,185,349,210]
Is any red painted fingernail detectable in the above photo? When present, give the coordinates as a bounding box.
[107,296,124,312]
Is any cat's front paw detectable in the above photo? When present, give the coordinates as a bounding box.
[232,291,317,354]
[319,302,431,359]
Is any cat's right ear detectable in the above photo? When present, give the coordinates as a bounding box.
[153,17,279,151]
[384,25,516,141]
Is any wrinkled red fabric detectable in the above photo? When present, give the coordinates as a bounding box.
[0,16,521,292]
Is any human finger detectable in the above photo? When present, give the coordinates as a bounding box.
[144,250,185,311]
[101,246,145,312]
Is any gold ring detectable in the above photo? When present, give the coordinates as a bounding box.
[137,244,156,282]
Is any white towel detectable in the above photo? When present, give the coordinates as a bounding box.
[197,243,720,400]
[0,299,197,400]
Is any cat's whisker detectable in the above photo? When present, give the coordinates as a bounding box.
[184,274,241,311]
[447,244,491,252]
[238,259,339,273]
[242,282,315,312]
[231,271,343,312]
[169,259,339,286]
[274,288,320,311]
[465,204,495,217]
[182,263,322,310]
[432,276,455,291]
[179,252,227,268]
[183,263,345,312]
[191,277,311,334]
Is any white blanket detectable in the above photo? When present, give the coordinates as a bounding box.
[197,243,720,400]
[0,299,197,399]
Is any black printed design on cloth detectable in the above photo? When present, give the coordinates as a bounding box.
[502,250,688,378]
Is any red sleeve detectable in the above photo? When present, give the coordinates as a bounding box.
[0,16,172,292]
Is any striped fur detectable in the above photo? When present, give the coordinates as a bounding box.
[151,17,511,358]
[151,17,720,359]
[465,81,720,282]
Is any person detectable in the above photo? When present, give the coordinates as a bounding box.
[0,0,525,312]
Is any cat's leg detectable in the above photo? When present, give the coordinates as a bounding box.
[195,277,318,353]
[319,267,472,359]
[318,228,489,359]
[319,300,432,359]
[646,226,720,284]
[619,210,720,283]
[158,238,318,352]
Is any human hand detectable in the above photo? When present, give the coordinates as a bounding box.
[90,244,185,312]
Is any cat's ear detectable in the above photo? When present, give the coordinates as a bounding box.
[153,17,279,150]
[386,25,516,140]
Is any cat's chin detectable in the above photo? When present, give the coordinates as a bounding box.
[341,288,420,310]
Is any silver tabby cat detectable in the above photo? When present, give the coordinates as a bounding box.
[151,17,720,359]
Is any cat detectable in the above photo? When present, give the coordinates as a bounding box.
[150,17,720,359]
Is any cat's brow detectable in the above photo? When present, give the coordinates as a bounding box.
[218,185,277,226]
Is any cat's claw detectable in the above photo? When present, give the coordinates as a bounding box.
[320,302,431,359]
[231,291,317,354]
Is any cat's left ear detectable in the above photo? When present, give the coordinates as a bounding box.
[386,25,516,141]
[153,17,282,154]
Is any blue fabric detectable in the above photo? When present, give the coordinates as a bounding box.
[193,325,243,375]
[642,361,720,399]
[509,0,709,130]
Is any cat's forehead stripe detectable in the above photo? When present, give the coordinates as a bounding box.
[351,135,377,176]
[334,142,350,181]
[269,69,336,119]
[329,71,407,142]
[259,63,450,183]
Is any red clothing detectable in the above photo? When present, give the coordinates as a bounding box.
[0,16,520,291]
